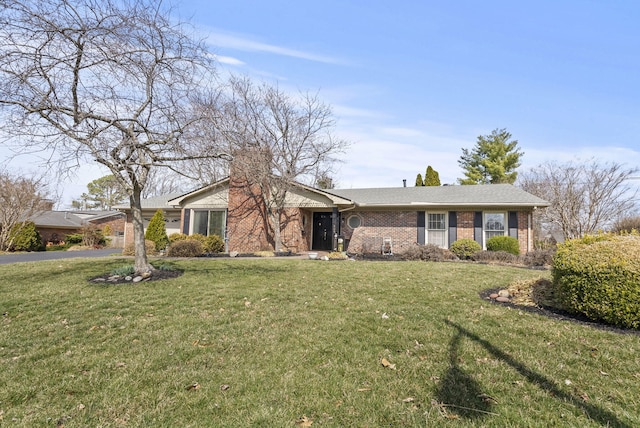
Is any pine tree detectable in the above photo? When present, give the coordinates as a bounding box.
[424,166,441,186]
[145,209,170,251]
[415,173,424,186]
[458,128,523,185]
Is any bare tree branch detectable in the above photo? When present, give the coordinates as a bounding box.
[518,160,639,240]
[0,0,226,272]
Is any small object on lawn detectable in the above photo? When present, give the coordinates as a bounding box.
[186,383,200,391]
[381,357,396,369]
[220,384,230,391]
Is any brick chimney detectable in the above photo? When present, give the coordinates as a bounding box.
[226,148,272,252]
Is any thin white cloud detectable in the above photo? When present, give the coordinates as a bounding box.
[213,54,245,66]
[205,30,344,65]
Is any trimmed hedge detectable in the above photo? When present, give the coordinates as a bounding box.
[203,234,225,253]
[167,239,204,257]
[552,233,640,329]
[486,235,520,255]
[450,238,482,260]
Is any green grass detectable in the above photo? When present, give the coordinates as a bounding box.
[0,258,638,427]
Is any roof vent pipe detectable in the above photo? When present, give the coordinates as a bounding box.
[403,179,406,187]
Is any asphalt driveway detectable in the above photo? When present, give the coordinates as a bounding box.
[0,248,123,265]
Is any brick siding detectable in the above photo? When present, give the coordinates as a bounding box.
[343,209,533,255]
[342,211,417,254]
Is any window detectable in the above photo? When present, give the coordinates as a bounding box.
[427,212,447,247]
[484,212,505,241]
[192,210,226,238]
[347,215,362,229]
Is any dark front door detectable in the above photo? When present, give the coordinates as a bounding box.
[312,212,333,250]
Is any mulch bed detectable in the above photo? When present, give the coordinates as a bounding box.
[89,268,183,285]
[480,288,639,336]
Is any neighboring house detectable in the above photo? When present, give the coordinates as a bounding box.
[116,177,549,255]
[32,210,126,246]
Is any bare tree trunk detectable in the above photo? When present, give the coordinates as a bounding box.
[129,188,154,274]
[269,209,282,252]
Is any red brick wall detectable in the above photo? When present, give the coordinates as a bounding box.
[39,227,77,245]
[517,210,531,254]
[343,209,533,255]
[342,211,417,254]
[91,216,125,235]
[226,174,271,252]
[457,212,475,240]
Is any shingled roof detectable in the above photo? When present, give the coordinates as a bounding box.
[327,184,548,208]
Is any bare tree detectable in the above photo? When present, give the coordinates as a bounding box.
[518,160,639,240]
[210,76,348,251]
[0,170,50,251]
[0,0,226,273]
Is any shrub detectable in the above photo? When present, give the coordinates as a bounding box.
[327,251,348,260]
[145,209,170,251]
[203,234,225,253]
[169,233,189,243]
[523,249,555,267]
[188,233,207,244]
[65,233,84,245]
[8,221,44,252]
[402,244,450,262]
[166,239,203,257]
[472,250,520,264]
[122,239,158,256]
[611,216,640,233]
[110,265,135,276]
[486,235,520,255]
[80,224,106,247]
[449,239,481,260]
[102,224,113,236]
[552,232,640,329]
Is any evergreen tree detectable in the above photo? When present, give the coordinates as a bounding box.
[415,173,424,186]
[85,175,127,210]
[458,128,523,185]
[424,166,441,186]
[145,209,170,251]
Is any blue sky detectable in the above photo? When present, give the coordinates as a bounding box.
[185,0,640,189]
[4,0,640,204]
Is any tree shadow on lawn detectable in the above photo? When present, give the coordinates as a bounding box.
[439,320,632,427]
[436,328,496,420]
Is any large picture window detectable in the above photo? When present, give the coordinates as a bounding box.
[484,212,505,241]
[192,210,226,238]
[427,212,447,248]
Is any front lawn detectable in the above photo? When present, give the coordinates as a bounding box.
[0,258,637,427]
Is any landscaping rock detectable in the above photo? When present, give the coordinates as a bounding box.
[489,293,499,299]
[496,296,510,303]
[132,276,143,283]
[498,289,511,298]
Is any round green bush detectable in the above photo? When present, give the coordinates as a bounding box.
[168,233,189,243]
[552,233,640,329]
[449,238,482,260]
[166,239,204,257]
[203,234,225,253]
[9,221,44,252]
[486,235,520,255]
